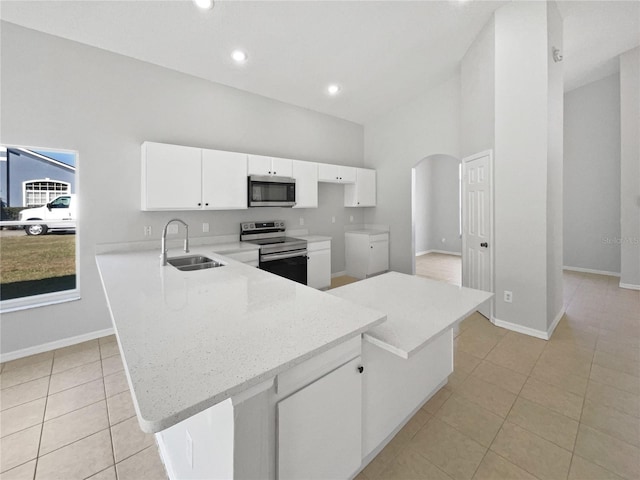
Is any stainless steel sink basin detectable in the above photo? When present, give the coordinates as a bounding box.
[167,255,225,271]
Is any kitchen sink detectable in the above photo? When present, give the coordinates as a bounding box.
[167,255,225,271]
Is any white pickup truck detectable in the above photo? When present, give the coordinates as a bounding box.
[18,194,76,236]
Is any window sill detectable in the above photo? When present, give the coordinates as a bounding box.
[0,289,81,314]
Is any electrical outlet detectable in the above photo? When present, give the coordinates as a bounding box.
[331,216,336,224]
[186,430,193,468]
[441,238,446,243]
[504,291,513,303]
[350,215,354,222]
[167,224,179,234]
[143,226,152,236]
[299,217,304,226]
[202,223,209,233]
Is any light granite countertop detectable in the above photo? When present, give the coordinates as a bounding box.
[329,272,493,359]
[95,247,385,433]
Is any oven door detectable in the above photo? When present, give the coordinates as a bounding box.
[260,250,307,285]
[248,176,296,207]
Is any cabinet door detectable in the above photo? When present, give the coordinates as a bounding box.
[292,160,318,208]
[368,239,389,275]
[340,166,357,184]
[318,163,341,183]
[357,168,376,206]
[307,248,331,289]
[142,142,201,210]
[202,149,247,209]
[247,154,272,176]
[271,157,293,177]
[277,357,362,480]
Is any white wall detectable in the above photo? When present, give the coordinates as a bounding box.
[563,74,621,275]
[619,47,640,288]
[363,76,461,274]
[493,1,551,333]
[414,155,461,256]
[546,1,564,327]
[461,18,495,158]
[0,22,365,355]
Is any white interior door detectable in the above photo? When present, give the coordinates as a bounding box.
[462,151,493,319]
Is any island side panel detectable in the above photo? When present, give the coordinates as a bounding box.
[361,329,453,459]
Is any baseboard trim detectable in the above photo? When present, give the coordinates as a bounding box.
[546,307,566,339]
[563,266,620,277]
[491,317,549,340]
[0,327,115,363]
[331,271,347,278]
[619,282,640,291]
[416,249,461,257]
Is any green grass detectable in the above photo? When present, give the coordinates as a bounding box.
[0,234,76,299]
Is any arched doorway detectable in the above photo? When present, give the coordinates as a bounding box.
[411,154,462,285]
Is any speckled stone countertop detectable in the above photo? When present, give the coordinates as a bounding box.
[95,247,386,433]
[329,272,493,359]
[295,235,332,243]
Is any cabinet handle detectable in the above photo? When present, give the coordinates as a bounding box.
[274,171,277,174]
[357,365,364,374]
[198,202,202,206]
[370,245,373,249]
[205,203,209,206]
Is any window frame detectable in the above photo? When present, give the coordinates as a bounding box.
[23,179,71,207]
[0,144,80,313]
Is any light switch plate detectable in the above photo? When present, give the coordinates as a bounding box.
[202,223,209,233]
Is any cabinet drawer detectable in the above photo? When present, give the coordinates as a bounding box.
[307,240,331,252]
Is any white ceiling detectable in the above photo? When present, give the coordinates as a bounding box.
[1,0,638,124]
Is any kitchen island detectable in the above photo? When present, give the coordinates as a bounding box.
[96,247,491,479]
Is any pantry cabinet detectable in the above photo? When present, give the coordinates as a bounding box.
[345,168,376,207]
[142,142,247,210]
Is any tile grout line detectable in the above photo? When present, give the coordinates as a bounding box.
[101,353,119,480]
[32,354,55,480]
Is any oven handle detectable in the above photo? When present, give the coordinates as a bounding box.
[260,250,308,262]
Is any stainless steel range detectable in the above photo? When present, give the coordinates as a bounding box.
[240,220,308,284]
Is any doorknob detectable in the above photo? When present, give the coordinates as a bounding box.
[480,242,488,248]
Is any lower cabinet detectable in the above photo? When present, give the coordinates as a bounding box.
[345,231,389,279]
[307,240,331,289]
[277,356,363,480]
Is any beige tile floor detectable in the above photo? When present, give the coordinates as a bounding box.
[357,270,640,480]
[416,253,462,286]
[1,270,638,480]
[0,336,167,479]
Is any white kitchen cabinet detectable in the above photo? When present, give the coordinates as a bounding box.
[345,231,389,279]
[317,163,356,184]
[277,356,362,480]
[307,240,331,289]
[345,168,376,207]
[247,154,292,177]
[292,160,318,208]
[142,142,247,210]
[142,142,202,210]
[201,149,247,209]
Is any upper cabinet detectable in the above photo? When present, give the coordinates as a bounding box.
[142,141,375,211]
[248,155,293,178]
[142,142,247,211]
[202,149,248,210]
[317,163,356,184]
[291,160,318,209]
[344,168,376,207]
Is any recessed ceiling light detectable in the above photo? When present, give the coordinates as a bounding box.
[231,50,248,64]
[327,84,341,96]
[193,0,214,10]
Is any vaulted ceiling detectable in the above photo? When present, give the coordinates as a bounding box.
[1,1,638,124]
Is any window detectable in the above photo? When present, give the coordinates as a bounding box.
[24,179,70,207]
[0,145,79,312]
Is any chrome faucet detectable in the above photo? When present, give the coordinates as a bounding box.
[161,219,189,266]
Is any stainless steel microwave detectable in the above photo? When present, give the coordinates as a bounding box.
[248,175,296,207]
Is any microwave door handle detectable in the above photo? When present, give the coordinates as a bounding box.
[260,250,308,262]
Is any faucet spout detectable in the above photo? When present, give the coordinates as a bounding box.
[161,219,190,266]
